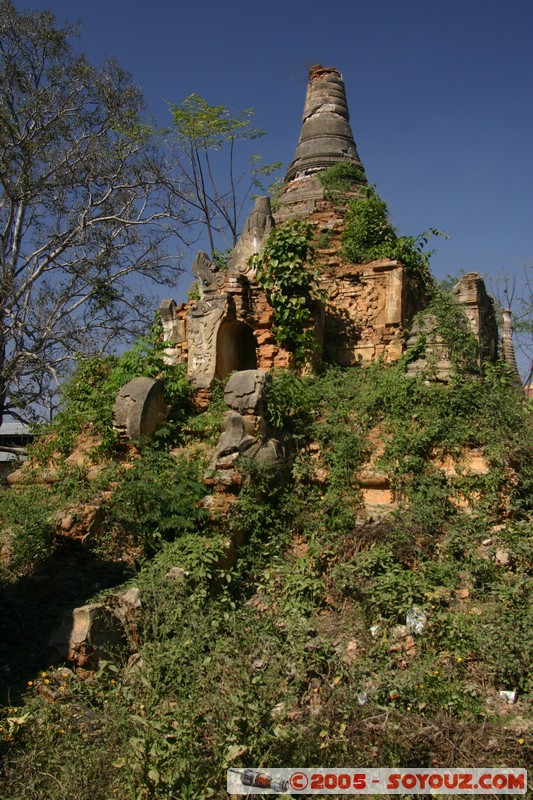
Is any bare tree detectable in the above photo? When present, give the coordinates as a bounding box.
[488,264,533,386]
[0,1,191,423]
[167,93,281,255]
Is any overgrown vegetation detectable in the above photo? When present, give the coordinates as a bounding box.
[253,220,326,364]
[107,450,207,557]
[342,185,445,281]
[407,285,481,374]
[0,294,532,798]
[30,322,193,461]
[0,327,218,577]
[318,161,367,202]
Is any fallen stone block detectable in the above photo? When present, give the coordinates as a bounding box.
[48,603,128,667]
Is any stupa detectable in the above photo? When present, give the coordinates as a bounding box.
[158,66,503,388]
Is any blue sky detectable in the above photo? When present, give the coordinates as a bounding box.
[17,0,533,305]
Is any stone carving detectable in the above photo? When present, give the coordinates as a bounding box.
[244,196,274,241]
[206,370,281,487]
[227,196,275,276]
[187,296,228,388]
[206,410,261,474]
[158,299,184,343]
[158,298,186,365]
[249,438,280,468]
[322,260,406,365]
[224,369,271,415]
[452,273,498,363]
[213,411,246,457]
[113,377,167,441]
[186,248,233,387]
[192,251,225,296]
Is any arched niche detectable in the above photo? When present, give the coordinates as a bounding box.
[216,321,258,379]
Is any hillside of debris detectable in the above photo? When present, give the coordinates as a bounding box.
[0,316,532,800]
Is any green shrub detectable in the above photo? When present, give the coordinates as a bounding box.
[342,185,443,281]
[107,450,206,556]
[318,161,367,202]
[264,369,313,433]
[0,485,58,574]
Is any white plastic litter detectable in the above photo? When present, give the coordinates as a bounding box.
[406,606,427,634]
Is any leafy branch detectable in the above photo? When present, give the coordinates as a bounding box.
[167,93,281,253]
[252,221,326,365]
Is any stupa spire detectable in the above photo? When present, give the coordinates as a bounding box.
[285,65,364,182]
[500,308,522,386]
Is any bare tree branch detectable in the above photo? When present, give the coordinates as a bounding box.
[0,1,192,423]
[488,263,533,385]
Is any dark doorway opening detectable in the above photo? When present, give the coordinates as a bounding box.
[216,321,257,379]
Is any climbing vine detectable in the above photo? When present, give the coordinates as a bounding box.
[342,185,445,282]
[253,220,326,364]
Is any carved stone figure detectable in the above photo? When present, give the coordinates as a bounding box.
[223,369,271,415]
[186,297,228,387]
[206,370,282,486]
[158,298,186,365]
[192,251,225,296]
[113,377,168,441]
[227,196,274,276]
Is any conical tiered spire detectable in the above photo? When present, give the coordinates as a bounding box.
[285,65,364,181]
[500,308,522,386]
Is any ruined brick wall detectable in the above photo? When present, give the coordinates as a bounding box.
[322,260,408,364]
[224,275,294,371]
[451,272,498,363]
[274,177,425,366]
[157,56,433,385]
[405,272,500,381]
[160,274,293,383]
[159,174,429,387]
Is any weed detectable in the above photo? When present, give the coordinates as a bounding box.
[0,484,58,574]
[107,450,207,557]
[318,162,367,203]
